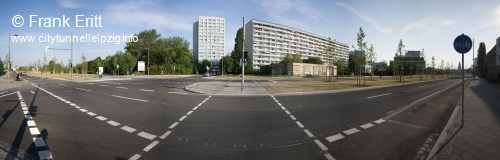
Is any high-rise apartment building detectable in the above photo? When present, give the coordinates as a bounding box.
[244,19,349,70]
[193,16,225,63]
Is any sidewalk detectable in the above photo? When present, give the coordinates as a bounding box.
[442,78,500,160]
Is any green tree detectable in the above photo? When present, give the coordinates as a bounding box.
[0,57,4,75]
[367,44,377,79]
[394,39,405,82]
[281,54,302,64]
[304,57,323,64]
[352,27,367,85]
[477,42,486,77]
[227,28,253,74]
[199,59,212,73]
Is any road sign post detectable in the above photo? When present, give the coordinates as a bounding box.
[453,33,472,128]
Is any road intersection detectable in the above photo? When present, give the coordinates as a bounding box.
[0,76,465,159]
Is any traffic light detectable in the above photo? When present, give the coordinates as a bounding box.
[243,50,248,62]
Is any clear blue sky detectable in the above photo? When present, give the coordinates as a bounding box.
[1,0,499,68]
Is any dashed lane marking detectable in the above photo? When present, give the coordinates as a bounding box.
[129,154,141,160]
[143,141,159,152]
[75,87,91,92]
[374,119,386,124]
[107,120,120,126]
[303,129,314,138]
[326,134,345,142]
[121,126,137,133]
[96,116,107,121]
[366,93,392,99]
[295,121,305,128]
[57,83,66,86]
[343,128,360,135]
[0,92,16,98]
[313,139,328,151]
[139,89,155,92]
[160,131,172,139]
[360,123,375,129]
[169,122,179,129]
[87,112,97,116]
[111,95,148,102]
[324,153,336,160]
[116,87,128,89]
[17,91,52,159]
[137,132,157,140]
[168,92,188,94]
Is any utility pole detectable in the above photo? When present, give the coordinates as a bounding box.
[70,33,73,80]
[241,17,245,92]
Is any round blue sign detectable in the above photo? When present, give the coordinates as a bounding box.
[454,34,472,54]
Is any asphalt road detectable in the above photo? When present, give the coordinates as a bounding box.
[0,75,465,160]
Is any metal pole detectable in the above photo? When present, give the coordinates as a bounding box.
[461,52,465,127]
[147,47,150,77]
[196,69,199,88]
[7,31,11,79]
[241,17,245,92]
[71,33,73,80]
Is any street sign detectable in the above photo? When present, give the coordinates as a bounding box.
[454,34,472,54]
[138,61,145,71]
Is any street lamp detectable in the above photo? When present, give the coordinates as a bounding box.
[45,33,73,80]
[7,32,18,79]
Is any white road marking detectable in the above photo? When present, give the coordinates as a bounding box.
[121,126,137,133]
[360,123,375,129]
[57,83,66,86]
[79,109,88,112]
[22,107,28,111]
[324,153,336,160]
[192,106,199,110]
[285,110,291,115]
[29,127,40,135]
[313,139,328,151]
[187,111,193,115]
[87,112,97,116]
[169,122,179,129]
[23,111,29,115]
[111,95,148,102]
[139,89,155,92]
[129,154,141,160]
[143,141,159,152]
[418,85,428,88]
[366,93,392,99]
[326,134,345,142]
[168,91,188,94]
[374,119,386,124]
[99,85,108,87]
[96,116,108,121]
[27,120,36,127]
[296,121,305,128]
[30,90,35,94]
[179,116,187,121]
[107,120,120,126]
[160,131,172,139]
[116,87,128,89]
[75,87,90,92]
[0,92,16,98]
[343,128,360,135]
[304,129,314,137]
[289,115,297,120]
[137,132,156,140]
[33,137,47,147]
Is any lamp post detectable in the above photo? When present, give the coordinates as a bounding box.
[7,32,18,79]
[46,33,73,80]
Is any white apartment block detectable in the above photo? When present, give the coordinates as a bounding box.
[245,19,349,70]
[193,16,225,63]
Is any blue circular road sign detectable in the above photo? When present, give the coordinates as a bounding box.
[454,33,472,54]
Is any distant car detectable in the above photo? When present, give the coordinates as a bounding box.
[204,72,210,77]
[21,72,27,76]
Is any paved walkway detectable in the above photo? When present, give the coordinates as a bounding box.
[185,80,270,95]
[442,78,500,160]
